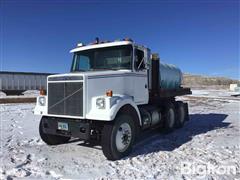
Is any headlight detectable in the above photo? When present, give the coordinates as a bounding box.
[96,98,105,109]
[39,96,46,106]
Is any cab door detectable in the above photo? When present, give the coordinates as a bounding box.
[133,47,149,104]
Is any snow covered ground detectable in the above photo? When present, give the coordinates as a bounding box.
[0,90,40,99]
[0,89,239,179]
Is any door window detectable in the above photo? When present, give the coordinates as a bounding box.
[135,49,145,70]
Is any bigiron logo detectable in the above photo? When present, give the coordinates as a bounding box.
[180,162,237,177]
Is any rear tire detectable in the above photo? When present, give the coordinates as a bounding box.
[163,102,176,132]
[175,101,186,128]
[101,114,136,160]
[39,117,70,145]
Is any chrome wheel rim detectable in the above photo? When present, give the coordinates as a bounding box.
[115,122,132,152]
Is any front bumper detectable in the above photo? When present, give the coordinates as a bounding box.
[41,117,90,140]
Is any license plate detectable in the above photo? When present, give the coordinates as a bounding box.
[58,122,69,131]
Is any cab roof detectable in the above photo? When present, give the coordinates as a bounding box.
[70,40,135,53]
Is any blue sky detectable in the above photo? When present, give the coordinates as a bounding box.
[1,0,239,79]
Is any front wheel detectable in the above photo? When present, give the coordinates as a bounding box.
[101,114,136,160]
[39,117,70,145]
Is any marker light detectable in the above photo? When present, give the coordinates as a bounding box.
[106,90,113,97]
[40,89,46,96]
[123,37,133,42]
[77,43,83,47]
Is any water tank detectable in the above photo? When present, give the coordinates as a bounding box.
[159,63,182,89]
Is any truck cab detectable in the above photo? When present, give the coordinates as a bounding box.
[34,39,191,160]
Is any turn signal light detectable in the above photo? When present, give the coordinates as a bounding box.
[40,88,46,96]
[106,90,113,97]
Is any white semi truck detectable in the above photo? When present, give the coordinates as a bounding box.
[34,38,191,160]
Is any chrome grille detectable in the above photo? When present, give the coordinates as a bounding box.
[48,82,83,116]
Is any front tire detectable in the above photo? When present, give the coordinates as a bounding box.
[39,117,70,145]
[101,114,136,160]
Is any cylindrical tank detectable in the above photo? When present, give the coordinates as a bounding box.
[159,62,182,89]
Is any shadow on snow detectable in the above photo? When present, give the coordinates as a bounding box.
[69,113,229,158]
[130,113,229,158]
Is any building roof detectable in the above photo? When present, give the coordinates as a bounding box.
[0,71,54,75]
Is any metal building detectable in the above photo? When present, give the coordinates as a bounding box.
[0,71,53,95]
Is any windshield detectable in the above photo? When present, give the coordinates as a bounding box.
[71,45,133,72]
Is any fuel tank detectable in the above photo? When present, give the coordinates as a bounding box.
[159,63,182,89]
